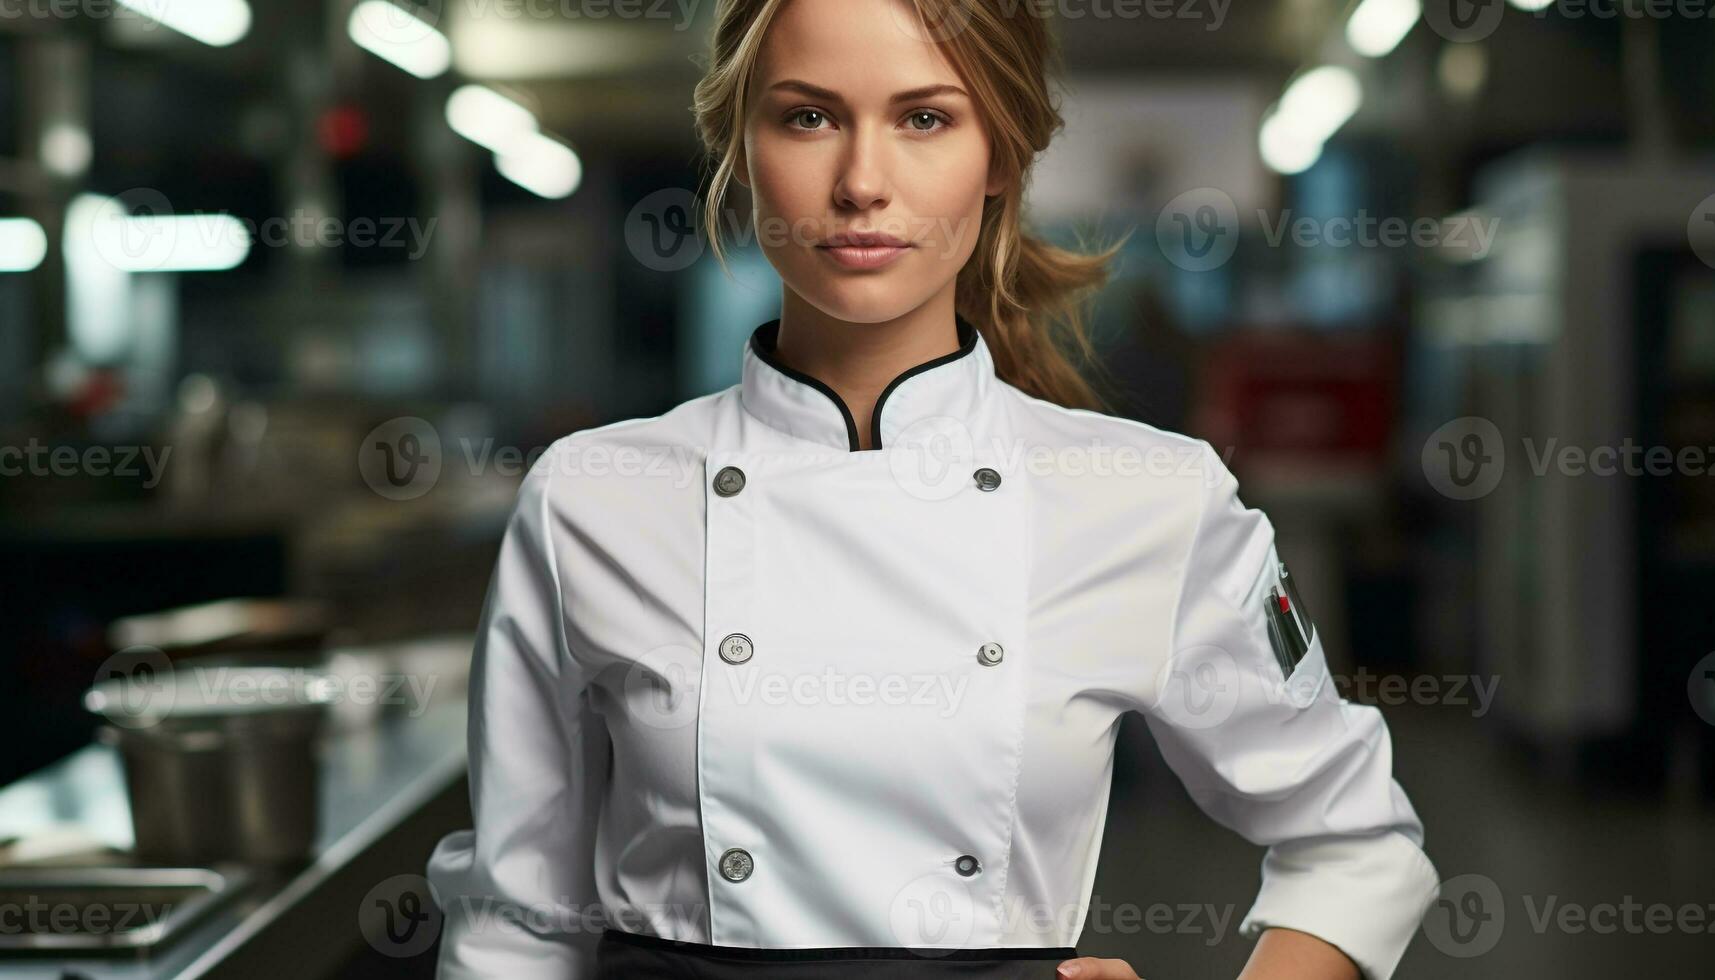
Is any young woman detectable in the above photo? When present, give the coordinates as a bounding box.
[426,1,1440,978]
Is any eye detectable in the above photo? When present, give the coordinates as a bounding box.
[903,110,950,134]
[785,108,832,132]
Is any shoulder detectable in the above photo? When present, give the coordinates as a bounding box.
[992,380,1235,502]
[554,386,733,454]
[517,386,735,515]
[996,385,1275,606]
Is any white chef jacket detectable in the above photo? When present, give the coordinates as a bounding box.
[425,315,1440,980]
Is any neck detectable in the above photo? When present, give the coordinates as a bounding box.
[774,289,964,451]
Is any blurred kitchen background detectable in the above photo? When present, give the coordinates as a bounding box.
[0,0,1713,977]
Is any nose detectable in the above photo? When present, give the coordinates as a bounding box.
[832,127,891,213]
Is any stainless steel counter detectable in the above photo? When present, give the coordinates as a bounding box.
[0,637,473,980]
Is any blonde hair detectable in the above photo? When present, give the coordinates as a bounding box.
[692,0,1128,411]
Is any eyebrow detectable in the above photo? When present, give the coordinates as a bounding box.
[767,79,969,105]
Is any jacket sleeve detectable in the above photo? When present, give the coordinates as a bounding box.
[427,454,610,978]
[1138,441,1439,980]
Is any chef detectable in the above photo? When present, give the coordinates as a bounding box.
[423,311,1442,980]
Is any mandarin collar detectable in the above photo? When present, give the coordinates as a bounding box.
[738,314,994,452]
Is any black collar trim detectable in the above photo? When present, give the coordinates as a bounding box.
[747,314,980,452]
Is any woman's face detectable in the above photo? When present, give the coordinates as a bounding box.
[738,0,1006,325]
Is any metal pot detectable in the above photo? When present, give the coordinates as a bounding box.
[84,665,335,866]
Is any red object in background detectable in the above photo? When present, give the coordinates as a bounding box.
[1195,330,1400,465]
[317,105,369,159]
[67,367,125,418]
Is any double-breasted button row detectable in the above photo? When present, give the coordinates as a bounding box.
[713,466,1003,496]
[718,635,1004,669]
[712,460,995,890]
[716,847,979,884]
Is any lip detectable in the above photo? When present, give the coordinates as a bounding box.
[823,230,912,248]
[817,244,913,270]
[817,231,914,271]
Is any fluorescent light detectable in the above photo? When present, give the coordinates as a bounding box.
[1508,0,1553,9]
[450,18,655,79]
[1438,42,1489,99]
[1259,111,1323,175]
[1347,0,1420,58]
[446,85,539,153]
[444,87,585,199]
[1259,66,1363,175]
[115,0,252,47]
[108,215,250,270]
[0,219,48,273]
[348,0,451,79]
[1278,66,1363,144]
[67,195,251,273]
[495,132,583,199]
[41,123,92,178]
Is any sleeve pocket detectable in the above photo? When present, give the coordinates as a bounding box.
[1277,630,1332,709]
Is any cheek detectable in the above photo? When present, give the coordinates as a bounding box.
[748,135,821,220]
[906,145,991,259]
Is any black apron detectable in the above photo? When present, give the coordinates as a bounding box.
[596,929,1079,979]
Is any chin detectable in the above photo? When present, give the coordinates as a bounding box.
[785,266,942,326]
[799,292,922,326]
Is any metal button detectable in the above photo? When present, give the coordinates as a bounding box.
[973,468,1002,492]
[718,847,754,882]
[713,466,746,497]
[718,633,754,665]
[977,642,1004,666]
[954,854,981,877]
